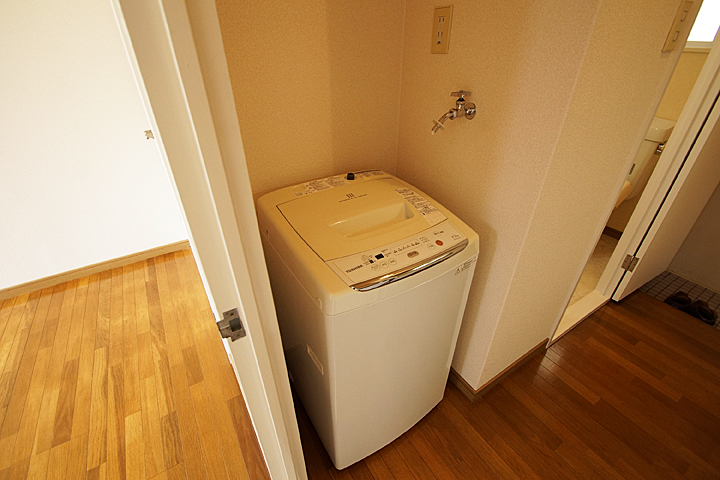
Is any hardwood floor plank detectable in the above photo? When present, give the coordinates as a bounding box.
[52,357,79,446]
[7,346,52,473]
[393,432,436,480]
[0,293,31,378]
[445,385,542,480]
[106,364,125,480]
[155,256,208,480]
[65,277,89,363]
[7,456,31,480]
[166,461,187,480]
[554,339,720,474]
[40,284,67,351]
[173,252,253,480]
[515,358,650,480]
[503,373,624,480]
[362,454,393,480]
[0,287,53,440]
[583,319,683,402]
[177,251,240,401]
[607,302,720,378]
[133,261,150,338]
[0,298,17,343]
[123,264,141,417]
[227,396,270,480]
[137,332,153,383]
[346,461,375,480]
[66,434,88,480]
[415,412,483,480]
[125,410,146,480]
[181,346,203,387]
[108,269,123,370]
[86,462,107,480]
[94,271,111,351]
[159,412,183,470]
[375,445,414,480]
[33,280,78,455]
[87,347,108,471]
[26,449,50,480]
[162,256,195,351]
[189,382,230,480]
[0,290,41,412]
[472,393,575,480]
[550,337,699,476]
[616,295,720,357]
[71,273,100,440]
[140,376,166,478]
[435,395,521,480]
[0,291,36,425]
[145,259,175,418]
[47,440,70,480]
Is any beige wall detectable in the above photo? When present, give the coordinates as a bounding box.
[656,51,709,122]
[607,50,709,233]
[215,0,405,198]
[395,0,600,385]
[396,0,685,388]
[477,0,688,387]
[669,171,720,292]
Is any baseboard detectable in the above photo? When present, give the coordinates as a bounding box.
[448,339,548,402]
[602,226,623,240]
[0,240,190,301]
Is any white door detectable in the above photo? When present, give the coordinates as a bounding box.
[598,38,720,300]
[110,1,306,479]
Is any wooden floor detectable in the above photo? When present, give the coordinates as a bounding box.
[298,291,720,479]
[0,250,269,480]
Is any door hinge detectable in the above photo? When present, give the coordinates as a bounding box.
[216,308,246,342]
[621,254,640,272]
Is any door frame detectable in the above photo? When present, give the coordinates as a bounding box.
[110,0,306,479]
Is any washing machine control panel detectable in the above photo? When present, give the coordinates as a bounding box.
[327,221,466,288]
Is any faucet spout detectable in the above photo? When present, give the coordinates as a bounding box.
[431,109,457,134]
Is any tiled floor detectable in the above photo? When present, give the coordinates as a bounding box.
[569,234,619,306]
[640,270,720,329]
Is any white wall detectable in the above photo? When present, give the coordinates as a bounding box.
[668,142,720,292]
[0,0,187,289]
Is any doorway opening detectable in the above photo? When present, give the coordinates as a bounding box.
[552,4,720,342]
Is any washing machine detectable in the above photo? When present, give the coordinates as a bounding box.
[256,171,478,469]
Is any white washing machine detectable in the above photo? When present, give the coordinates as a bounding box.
[257,171,478,469]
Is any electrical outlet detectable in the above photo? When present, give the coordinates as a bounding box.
[431,5,453,54]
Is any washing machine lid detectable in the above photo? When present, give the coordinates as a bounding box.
[278,176,450,261]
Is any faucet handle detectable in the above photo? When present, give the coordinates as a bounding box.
[451,90,471,100]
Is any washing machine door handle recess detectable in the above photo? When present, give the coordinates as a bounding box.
[351,239,468,292]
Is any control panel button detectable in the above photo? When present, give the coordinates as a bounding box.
[389,258,397,265]
[380,260,389,268]
[436,240,443,246]
[407,251,419,258]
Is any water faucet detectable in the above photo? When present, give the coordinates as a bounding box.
[431,91,477,134]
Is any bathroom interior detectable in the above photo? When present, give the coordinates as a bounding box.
[556,3,720,339]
